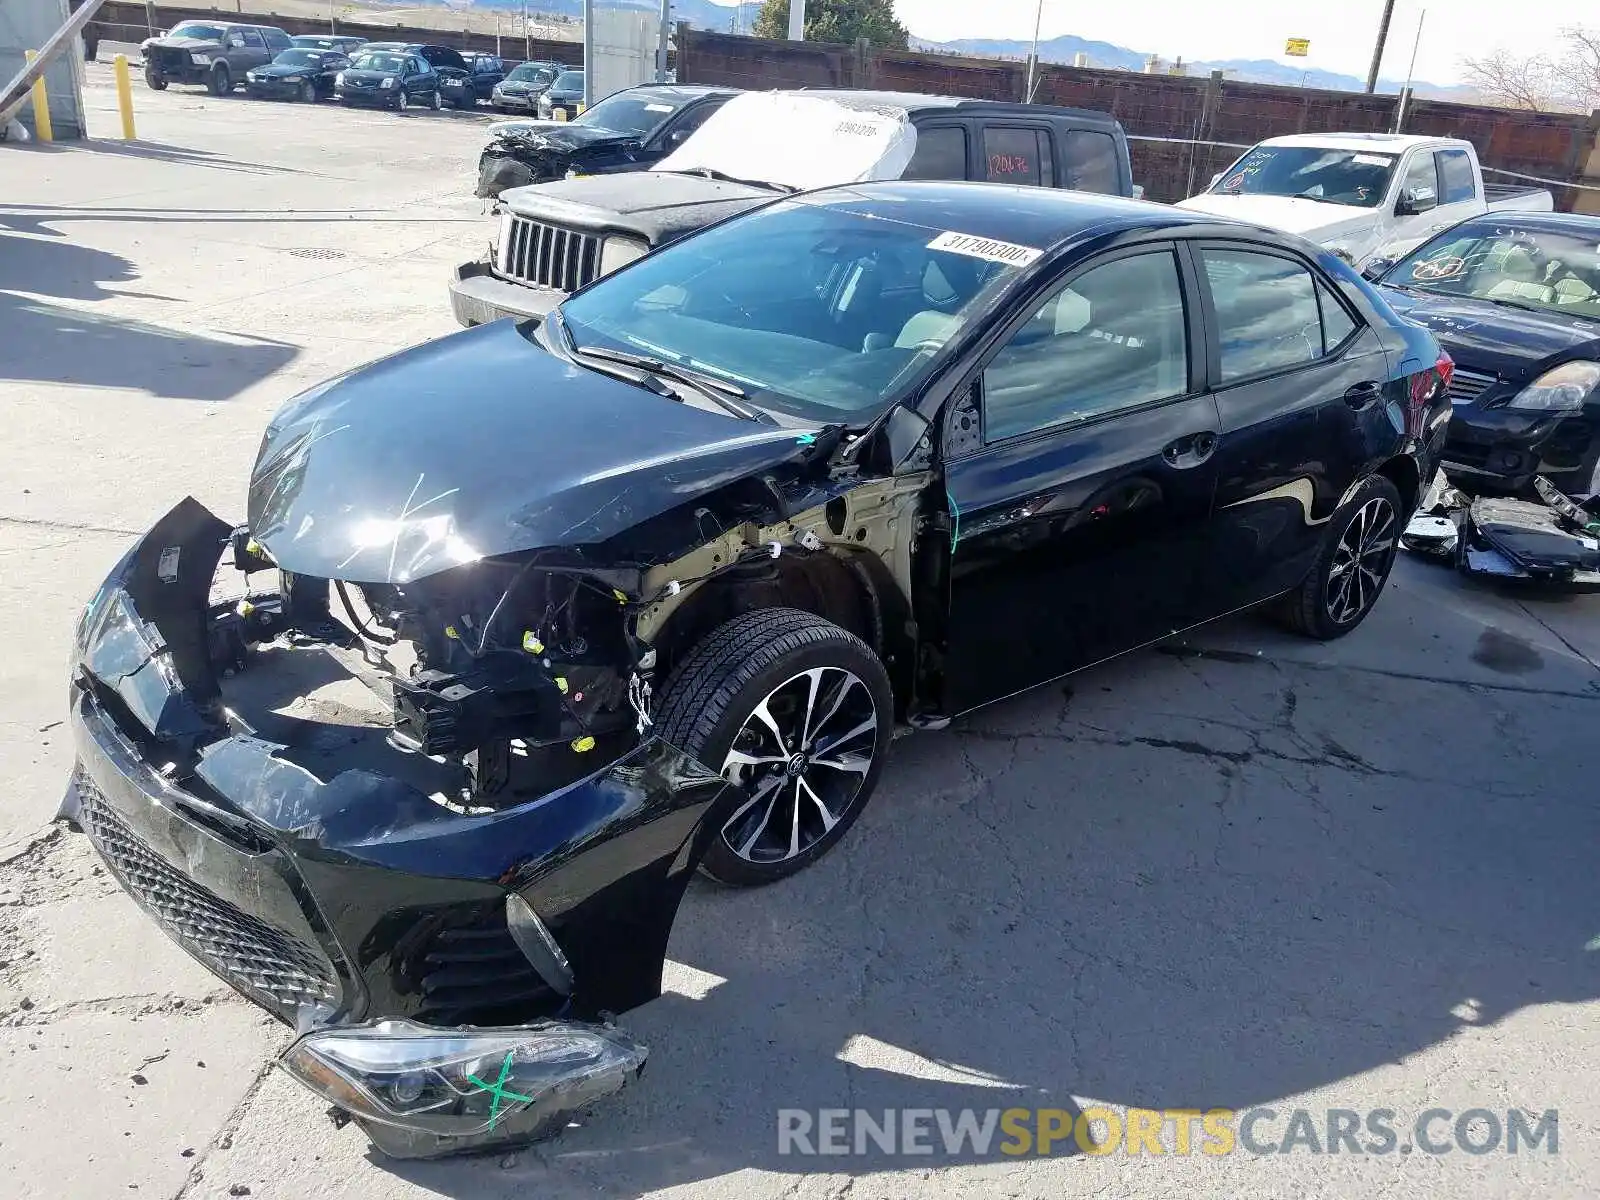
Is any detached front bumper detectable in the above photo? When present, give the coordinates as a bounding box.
[60,498,732,1155]
[449,258,564,328]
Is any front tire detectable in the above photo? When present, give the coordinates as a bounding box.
[1277,475,1402,640]
[207,63,231,96]
[653,608,894,887]
[145,69,167,90]
[299,80,317,103]
[395,88,409,113]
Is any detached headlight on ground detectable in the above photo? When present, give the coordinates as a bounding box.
[282,1018,647,1159]
[1506,361,1600,412]
[600,236,649,276]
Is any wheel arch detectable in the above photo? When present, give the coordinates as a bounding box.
[1374,454,1423,519]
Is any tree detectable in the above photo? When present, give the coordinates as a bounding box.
[1462,26,1600,112]
[752,0,909,50]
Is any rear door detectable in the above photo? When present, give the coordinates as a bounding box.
[939,243,1221,713]
[1187,240,1394,615]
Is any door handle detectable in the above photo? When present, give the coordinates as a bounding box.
[1161,431,1217,468]
[1344,381,1382,409]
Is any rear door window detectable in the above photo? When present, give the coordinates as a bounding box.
[264,28,291,51]
[1201,248,1325,381]
[1436,149,1477,203]
[903,125,968,180]
[982,126,1052,187]
[1058,129,1121,194]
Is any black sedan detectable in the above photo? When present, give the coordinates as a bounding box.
[537,67,583,119]
[245,48,350,102]
[61,184,1449,1159]
[289,34,366,55]
[335,48,440,111]
[1369,212,1600,495]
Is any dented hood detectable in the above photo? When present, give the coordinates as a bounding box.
[247,321,810,584]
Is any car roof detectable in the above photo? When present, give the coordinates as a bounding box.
[800,180,1201,249]
[618,83,731,99]
[1258,132,1463,153]
[1452,210,1600,237]
[800,89,1119,128]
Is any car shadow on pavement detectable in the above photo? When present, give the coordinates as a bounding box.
[0,231,298,401]
[377,623,1600,1195]
[3,137,302,176]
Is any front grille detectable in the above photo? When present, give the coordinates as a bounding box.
[498,216,601,293]
[413,909,558,1025]
[153,47,192,71]
[76,774,339,1017]
[1448,367,1498,404]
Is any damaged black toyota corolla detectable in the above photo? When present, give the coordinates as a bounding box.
[61,182,1450,1158]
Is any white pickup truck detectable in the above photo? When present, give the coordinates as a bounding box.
[1176,133,1553,265]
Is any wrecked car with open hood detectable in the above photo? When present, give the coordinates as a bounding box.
[62,182,1450,1158]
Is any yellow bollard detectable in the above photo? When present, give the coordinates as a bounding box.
[113,54,137,139]
[24,50,53,143]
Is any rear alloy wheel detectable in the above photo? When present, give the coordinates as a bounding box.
[1277,474,1402,640]
[299,80,317,103]
[208,63,231,96]
[652,608,893,887]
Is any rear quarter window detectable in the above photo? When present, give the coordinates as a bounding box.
[1059,130,1122,195]
[983,126,1052,187]
[1437,149,1477,204]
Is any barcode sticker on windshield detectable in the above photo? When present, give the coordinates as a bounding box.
[927,231,1042,267]
[1352,153,1391,166]
[645,102,674,112]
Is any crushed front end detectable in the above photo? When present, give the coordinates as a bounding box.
[61,499,731,1157]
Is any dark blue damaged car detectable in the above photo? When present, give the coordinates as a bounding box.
[61,182,1450,1158]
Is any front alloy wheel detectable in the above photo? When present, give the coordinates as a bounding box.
[396,89,409,112]
[652,608,894,886]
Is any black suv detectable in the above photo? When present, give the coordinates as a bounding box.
[441,53,506,108]
[141,21,291,94]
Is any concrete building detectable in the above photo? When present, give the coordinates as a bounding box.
[1,0,87,138]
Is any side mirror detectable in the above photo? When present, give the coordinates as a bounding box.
[226,35,245,48]
[1398,185,1437,216]
[1209,170,1224,187]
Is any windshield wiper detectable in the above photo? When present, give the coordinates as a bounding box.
[1289,190,1343,205]
[679,166,797,194]
[553,321,768,422]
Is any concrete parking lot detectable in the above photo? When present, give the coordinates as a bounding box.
[3,61,1600,1200]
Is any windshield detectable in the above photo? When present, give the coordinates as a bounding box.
[272,50,326,67]
[169,22,224,40]
[1386,224,1600,320]
[575,89,682,137]
[558,199,1027,423]
[351,53,407,72]
[1209,145,1398,209]
[507,63,557,83]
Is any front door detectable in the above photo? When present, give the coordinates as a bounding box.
[1187,241,1395,615]
[939,245,1221,714]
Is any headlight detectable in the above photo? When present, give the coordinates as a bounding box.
[599,236,649,276]
[380,76,396,89]
[335,71,346,85]
[281,1018,647,1158]
[1506,362,1600,412]
[598,235,646,275]
[190,52,212,65]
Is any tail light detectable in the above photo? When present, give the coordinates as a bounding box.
[1407,349,1453,439]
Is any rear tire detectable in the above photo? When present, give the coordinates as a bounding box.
[428,89,442,111]
[207,63,230,96]
[653,608,894,887]
[1275,475,1402,640]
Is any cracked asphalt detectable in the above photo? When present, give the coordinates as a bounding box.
[3,59,1599,1200]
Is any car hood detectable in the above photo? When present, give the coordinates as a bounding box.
[339,67,396,83]
[253,62,322,78]
[501,171,779,244]
[145,36,223,51]
[247,321,814,583]
[1175,193,1378,241]
[1379,287,1600,381]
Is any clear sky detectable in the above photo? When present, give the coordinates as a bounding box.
[893,0,1589,86]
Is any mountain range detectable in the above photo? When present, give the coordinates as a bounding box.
[389,0,1470,98]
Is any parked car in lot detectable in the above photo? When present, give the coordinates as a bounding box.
[538,68,585,120]
[245,48,351,103]
[336,48,442,111]
[440,53,506,107]
[141,21,291,94]
[475,83,736,200]
[290,34,367,55]
[63,182,1450,1156]
[491,59,565,112]
[1177,133,1554,266]
[456,89,1135,327]
[1366,211,1600,494]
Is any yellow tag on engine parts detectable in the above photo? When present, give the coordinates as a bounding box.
[444,625,459,639]
[522,632,544,654]
[612,589,627,604]
[554,677,569,694]
[571,735,595,753]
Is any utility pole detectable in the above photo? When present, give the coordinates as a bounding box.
[582,0,594,107]
[1025,0,1043,102]
[787,0,805,41]
[657,0,670,81]
[1394,8,1425,132]
[1364,0,1396,93]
